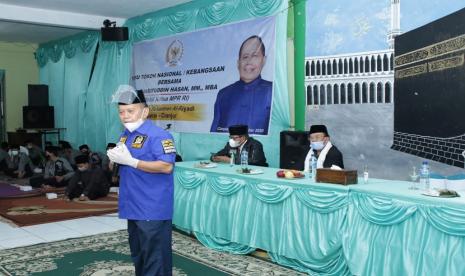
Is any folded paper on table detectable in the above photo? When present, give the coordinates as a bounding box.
[46,193,58,199]
[446,179,465,191]
[19,185,33,191]
[430,178,446,190]
[195,162,218,169]
[431,173,465,191]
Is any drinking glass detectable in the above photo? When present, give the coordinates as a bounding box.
[409,166,419,190]
[363,165,369,184]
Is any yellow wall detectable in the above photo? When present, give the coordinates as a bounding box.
[0,42,39,132]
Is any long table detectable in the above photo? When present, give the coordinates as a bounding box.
[173,161,465,276]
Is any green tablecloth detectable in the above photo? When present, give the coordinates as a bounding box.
[173,161,465,275]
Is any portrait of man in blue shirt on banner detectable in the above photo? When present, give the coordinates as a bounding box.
[210,35,273,135]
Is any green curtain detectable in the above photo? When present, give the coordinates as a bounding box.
[344,191,465,276]
[37,32,99,147]
[39,58,64,134]
[84,40,131,149]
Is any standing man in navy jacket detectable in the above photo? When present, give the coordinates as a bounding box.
[108,85,176,276]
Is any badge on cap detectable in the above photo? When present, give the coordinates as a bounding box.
[131,135,147,149]
[161,139,176,154]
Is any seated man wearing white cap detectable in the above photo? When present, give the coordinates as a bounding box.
[211,124,268,167]
[304,124,344,171]
[5,144,35,178]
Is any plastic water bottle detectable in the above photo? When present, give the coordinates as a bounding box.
[420,161,430,191]
[240,149,248,169]
[229,150,235,167]
[309,156,317,180]
[307,157,313,179]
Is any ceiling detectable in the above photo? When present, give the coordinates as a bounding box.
[0,0,192,44]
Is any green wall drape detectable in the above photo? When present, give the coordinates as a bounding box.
[38,32,99,146]
[84,41,130,150]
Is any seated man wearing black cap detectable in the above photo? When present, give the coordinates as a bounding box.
[211,124,268,167]
[304,124,344,170]
[79,144,106,169]
[64,155,110,201]
[58,140,80,168]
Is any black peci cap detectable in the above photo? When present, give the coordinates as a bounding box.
[309,125,329,136]
[79,144,89,151]
[74,155,90,164]
[228,125,248,135]
[106,143,116,148]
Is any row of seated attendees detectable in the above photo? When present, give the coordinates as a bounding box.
[0,140,119,201]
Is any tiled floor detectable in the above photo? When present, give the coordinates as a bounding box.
[0,213,126,249]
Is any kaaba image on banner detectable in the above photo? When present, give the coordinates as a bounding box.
[392,7,465,168]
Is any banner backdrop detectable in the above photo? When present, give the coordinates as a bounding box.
[131,16,276,135]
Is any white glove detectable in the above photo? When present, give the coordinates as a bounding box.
[107,143,139,168]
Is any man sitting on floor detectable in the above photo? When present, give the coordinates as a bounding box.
[42,146,74,188]
[4,145,34,179]
[64,155,110,201]
[59,140,80,169]
[79,144,106,169]
[24,140,45,168]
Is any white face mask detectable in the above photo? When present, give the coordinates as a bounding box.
[123,109,146,132]
[229,139,240,148]
[124,120,144,132]
[311,141,325,151]
[10,150,19,156]
[77,167,88,172]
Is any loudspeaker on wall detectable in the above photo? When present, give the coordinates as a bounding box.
[101,27,128,41]
[23,106,54,129]
[28,84,49,106]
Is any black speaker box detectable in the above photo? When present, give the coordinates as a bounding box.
[23,106,54,129]
[101,27,128,41]
[280,131,309,170]
[28,84,49,106]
